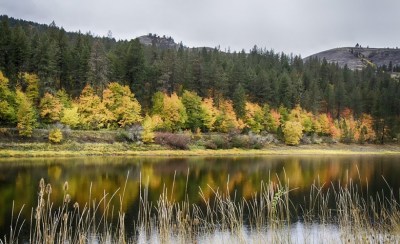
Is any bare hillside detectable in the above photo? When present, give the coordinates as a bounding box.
[305,47,400,70]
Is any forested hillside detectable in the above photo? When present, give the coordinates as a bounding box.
[1,15,399,144]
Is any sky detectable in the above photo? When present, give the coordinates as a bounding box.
[2,0,400,57]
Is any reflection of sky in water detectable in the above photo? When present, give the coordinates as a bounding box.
[0,155,400,240]
[134,222,389,244]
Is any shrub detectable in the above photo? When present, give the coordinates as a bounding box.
[154,132,191,150]
[115,130,130,142]
[49,128,63,143]
[205,135,231,149]
[204,140,217,149]
[231,135,250,148]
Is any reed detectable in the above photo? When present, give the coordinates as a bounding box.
[2,171,400,243]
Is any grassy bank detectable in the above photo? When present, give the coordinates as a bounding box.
[1,141,400,157]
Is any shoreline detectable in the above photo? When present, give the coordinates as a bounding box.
[1,143,400,158]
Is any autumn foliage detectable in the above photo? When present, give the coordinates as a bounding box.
[0,70,389,145]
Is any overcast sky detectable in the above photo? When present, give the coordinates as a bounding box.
[2,0,400,57]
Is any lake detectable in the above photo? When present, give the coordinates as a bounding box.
[0,155,400,243]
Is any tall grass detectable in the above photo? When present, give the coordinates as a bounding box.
[2,171,400,243]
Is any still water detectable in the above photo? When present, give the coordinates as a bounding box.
[0,155,399,242]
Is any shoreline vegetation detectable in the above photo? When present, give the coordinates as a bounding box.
[1,142,400,158]
[1,127,399,158]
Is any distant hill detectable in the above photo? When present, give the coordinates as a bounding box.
[305,47,400,70]
[137,34,216,52]
[138,34,180,49]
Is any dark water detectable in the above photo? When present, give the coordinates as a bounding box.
[0,155,400,240]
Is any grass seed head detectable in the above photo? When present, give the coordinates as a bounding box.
[63,181,69,192]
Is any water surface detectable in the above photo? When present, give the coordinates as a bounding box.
[0,155,399,241]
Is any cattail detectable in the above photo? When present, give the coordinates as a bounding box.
[63,181,69,192]
[39,178,45,190]
[46,184,52,194]
[63,213,68,221]
[64,194,71,203]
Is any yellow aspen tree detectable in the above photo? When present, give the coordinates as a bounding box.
[39,93,63,123]
[215,99,239,133]
[141,114,155,143]
[22,73,40,104]
[78,85,114,129]
[160,93,187,132]
[61,103,80,128]
[282,121,303,145]
[244,102,265,133]
[15,89,37,137]
[0,71,16,123]
[200,97,218,132]
[103,82,142,127]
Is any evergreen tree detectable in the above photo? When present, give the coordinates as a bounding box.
[233,83,246,119]
[88,40,109,93]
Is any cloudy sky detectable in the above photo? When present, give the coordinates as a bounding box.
[2,0,400,57]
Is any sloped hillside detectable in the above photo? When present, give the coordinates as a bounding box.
[305,47,400,70]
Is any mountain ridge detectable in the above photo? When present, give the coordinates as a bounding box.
[305,47,400,70]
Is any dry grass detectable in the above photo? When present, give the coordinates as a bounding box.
[1,143,400,158]
[2,171,400,243]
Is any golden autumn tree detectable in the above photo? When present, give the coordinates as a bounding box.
[39,93,63,124]
[358,113,376,143]
[61,103,80,129]
[314,113,331,135]
[151,91,164,115]
[0,71,16,124]
[56,89,72,109]
[102,82,142,127]
[78,85,114,129]
[214,99,239,133]
[22,73,40,104]
[160,93,187,132]
[244,102,265,133]
[15,89,37,137]
[282,121,303,145]
[141,114,155,143]
[201,97,218,132]
[288,105,313,134]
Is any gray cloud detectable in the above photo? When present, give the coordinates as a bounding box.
[2,0,400,56]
